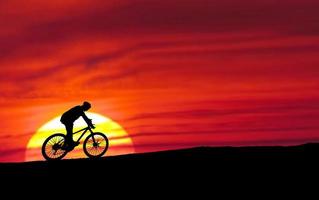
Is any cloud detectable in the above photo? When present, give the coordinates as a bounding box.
[1,0,319,161]
[0,147,26,162]
[131,136,319,152]
[124,97,319,121]
[2,0,319,62]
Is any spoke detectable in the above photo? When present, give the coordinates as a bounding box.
[99,146,104,152]
[52,136,57,143]
[92,147,97,155]
[95,146,99,154]
[89,146,95,155]
[45,147,52,153]
[50,149,56,156]
[92,146,100,155]
[88,147,93,155]
[55,151,62,156]
[95,147,99,155]
[85,134,107,156]
[44,136,67,159]
[48,139,55,146]
[48,150,55,157]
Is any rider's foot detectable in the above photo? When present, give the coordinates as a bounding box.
[61,143,70,151]
[61,141,79,150]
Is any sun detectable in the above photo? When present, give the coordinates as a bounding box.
[25,112,135,161]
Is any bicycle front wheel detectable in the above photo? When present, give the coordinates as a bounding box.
[83,132,109,158]
[42,133,68,161]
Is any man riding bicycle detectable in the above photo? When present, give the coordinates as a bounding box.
[60,101,95,148]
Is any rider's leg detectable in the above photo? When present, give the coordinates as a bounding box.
[64,122,74,145]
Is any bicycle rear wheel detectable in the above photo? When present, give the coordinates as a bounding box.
[83,132,109,158]
[42,133,68,161]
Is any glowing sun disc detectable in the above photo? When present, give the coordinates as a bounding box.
[25,112,134,161]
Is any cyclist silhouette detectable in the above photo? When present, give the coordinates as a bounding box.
[60,101,95,148]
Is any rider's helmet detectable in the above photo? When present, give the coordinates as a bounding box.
[82,101,91,111]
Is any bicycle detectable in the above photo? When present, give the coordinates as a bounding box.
[42,122,109,161]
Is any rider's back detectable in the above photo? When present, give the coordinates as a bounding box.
[60,106,84,124]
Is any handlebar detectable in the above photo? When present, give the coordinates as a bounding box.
[88,119,95,128]
[90,123,96,129]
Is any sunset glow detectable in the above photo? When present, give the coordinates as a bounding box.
[25,112,134,161]
[0,0,319,162]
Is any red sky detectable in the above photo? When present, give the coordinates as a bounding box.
[1,0,319,162]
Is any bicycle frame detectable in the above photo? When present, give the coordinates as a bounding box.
[73,126,95,143]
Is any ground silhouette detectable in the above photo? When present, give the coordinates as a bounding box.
[1,143,319,181]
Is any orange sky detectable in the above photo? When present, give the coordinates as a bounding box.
[1,0,319,162]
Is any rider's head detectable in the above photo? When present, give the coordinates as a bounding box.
[82,101,91,111]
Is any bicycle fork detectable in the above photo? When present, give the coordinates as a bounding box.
[89,128,97,144]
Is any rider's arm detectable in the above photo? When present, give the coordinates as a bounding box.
[81,112,95,128]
